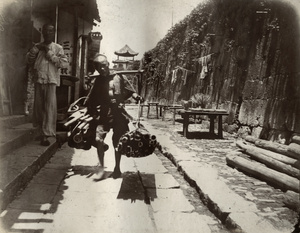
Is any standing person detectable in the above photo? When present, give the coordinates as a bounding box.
[26,23,68,146]
[84,54,143,179]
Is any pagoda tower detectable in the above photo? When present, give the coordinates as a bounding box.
[112,44,138,70]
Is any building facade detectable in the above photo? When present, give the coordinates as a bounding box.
[0,0,101,116]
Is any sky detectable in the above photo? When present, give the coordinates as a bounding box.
[95,0,204,63]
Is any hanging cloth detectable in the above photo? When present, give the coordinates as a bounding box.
[199,57,206,80]
[182,69,188,85]
[171,68,178,84]
[198,54,213,80]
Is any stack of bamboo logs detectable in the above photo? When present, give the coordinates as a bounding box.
[117,125,158,158]
[226,135,300,194]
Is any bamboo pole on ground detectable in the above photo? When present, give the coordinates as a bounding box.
[226,153,300,193]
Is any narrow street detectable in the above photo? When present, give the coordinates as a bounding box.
[1,0,299,232]
[0,130,228,233]
[0,105,298,233]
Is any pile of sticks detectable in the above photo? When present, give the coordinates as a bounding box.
[226,135,300,193]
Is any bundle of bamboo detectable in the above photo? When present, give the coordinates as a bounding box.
[117,125,158,158]
[64,108,95,150]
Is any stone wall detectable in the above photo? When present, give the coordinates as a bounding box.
[141,0,300,143]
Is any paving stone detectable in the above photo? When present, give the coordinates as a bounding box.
[263,207,272,212]
[259,212,278,217]
[228,212,292,233]
[255,187,273,192]
[140,173,180,189]
[8,183,59,211]
[59,173,123,193]
[244,192,258,201]
[1,210,54,233]
[273,207,290,212]
[31,168,67,185]
[252,181,267,185]
[133,154,168,173]
[271,194,284,198]
[184,164,258,213]
[0,208,47,231]
[258,199,277,203]
[148,189,195,212]
[44,162,72,170]
[154,212,211,233]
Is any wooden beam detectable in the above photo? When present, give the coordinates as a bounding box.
[236,141,299,178]
[236,141,299,169]
[244,136,297,159]
[226,154,300,193]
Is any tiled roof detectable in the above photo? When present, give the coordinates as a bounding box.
[114,44,138,57]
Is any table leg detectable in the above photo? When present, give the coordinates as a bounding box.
[156,104,159,119]
[147,104,150,118]
[183,113,189,137]
[209,115,215,134]
[172,109,176,125]
[159,106,162,117]
[218,115,223,138]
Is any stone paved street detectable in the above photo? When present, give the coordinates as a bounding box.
[126,105,299,233]
[0,104,298,233]
[0,125,228,233]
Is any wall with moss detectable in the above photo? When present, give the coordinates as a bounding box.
[141,0,300,143]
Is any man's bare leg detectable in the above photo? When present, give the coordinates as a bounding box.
[95,137,105,180]
[112,149,122,179]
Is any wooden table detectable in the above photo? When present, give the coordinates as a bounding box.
[161,105,184,124]
[182,109,229,138]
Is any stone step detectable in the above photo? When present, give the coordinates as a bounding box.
[0,123,38,157]
[0,115,31,131]
[0,116,67,210]
[0,136,63,210]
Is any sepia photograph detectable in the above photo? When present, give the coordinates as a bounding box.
[0,0,299,232]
